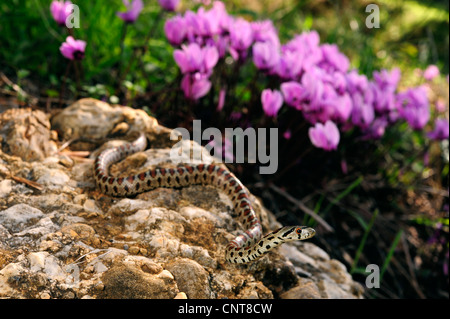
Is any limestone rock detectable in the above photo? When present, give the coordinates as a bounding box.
[279,278,322,299]
[0,179,12,198]
[0,99,365,299]
[0,204,45,234]
[51,98,157,141]
[165,258,214,299]
[101,261,178,299]
[0,108,57,162]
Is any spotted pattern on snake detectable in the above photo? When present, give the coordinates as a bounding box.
[94,133,316,263]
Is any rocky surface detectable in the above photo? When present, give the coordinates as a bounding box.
[0,98,364,299]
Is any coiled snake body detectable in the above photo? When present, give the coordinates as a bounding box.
[94,134,315,264]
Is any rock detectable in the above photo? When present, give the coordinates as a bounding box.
[0,224,11,241]
[299,242,330,261]
[30,162,72,190]
[0,204,44,233]
[165,258,213,299]
[174,292,187,299]
[0,262,26,298]
[61,223,96,240]
[15,216,58,238]
[40,292,51,299]
[51,98,157,141]
[179,243,217,269]
[101,262,178,299]
[0,99,365,299]
[210,270,244,298]
[27,252,66,281]
[317,278,357,299]
[0,108,57,162]
[0,179,12,198]
[316,259,364,298]
[237,282,273,299]
[279,278,322,299]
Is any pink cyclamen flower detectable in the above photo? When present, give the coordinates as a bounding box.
[427,118,449,140]
[319,44,350,73]
[398,86,430,130]
[50,0,73,26]
[308,120,340,151]
[158,0,180,12]
[174,43,218,75]
[261,89,283,117]
[251,20,280,48]
[229,18,254,53]
[276,50,303,80]
[372,68,401,113]
[362,117,388,140]
[423,65,440,81]
[252,42,279,71]
[60,36,86,60]
[164,15,186,46]
[280,81,304,110]
[181,74,211,100]
[117,0,144,23]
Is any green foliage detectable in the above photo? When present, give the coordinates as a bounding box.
[351,209,379,274]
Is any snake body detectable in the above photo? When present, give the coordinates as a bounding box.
[94,134,316,264]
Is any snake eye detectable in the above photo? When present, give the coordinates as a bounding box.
[296,228,302,235]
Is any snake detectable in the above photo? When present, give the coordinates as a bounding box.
[94,133,316,264]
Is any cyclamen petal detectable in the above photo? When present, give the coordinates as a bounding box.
[252,42,279,71]
[60,36,86,60]
[158,0,180,12]
[362,118,388,140]
[308,120,340,151]
[350,93,375,128]
[251,20,280,48]
[174,43,203,73]
[229,18,253,52]
[116,0,144,23]
[117,0,144,23]
[202,46,219,71]
[319,44,349,73]
[280,81,304,110]
[217,88,226,111]
[164,16,187,46]
[427,118,449,140]
[373,68,401,93]
[346,70,369,94]
[325,121,340,148]
[398,86,430,130]
[276,50,303,80]
[261,89,283,117]
[174,43,218,74]
[50,0,73,26]
[181,74,211,100]
[333,93,352,122]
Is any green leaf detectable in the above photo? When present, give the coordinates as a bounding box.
[17,69,30,79]
[351,209,379,274]
[46,89,59,98]
[380,229,403,282]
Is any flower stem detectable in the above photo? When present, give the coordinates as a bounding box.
[118,23,128,77]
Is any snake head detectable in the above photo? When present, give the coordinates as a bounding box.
[295,226,316,240]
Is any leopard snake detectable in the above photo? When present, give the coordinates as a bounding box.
[94,133,316,264]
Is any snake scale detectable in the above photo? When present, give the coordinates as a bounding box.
[94,133,316,264]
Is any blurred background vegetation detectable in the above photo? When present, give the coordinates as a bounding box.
[0,0,448,298]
